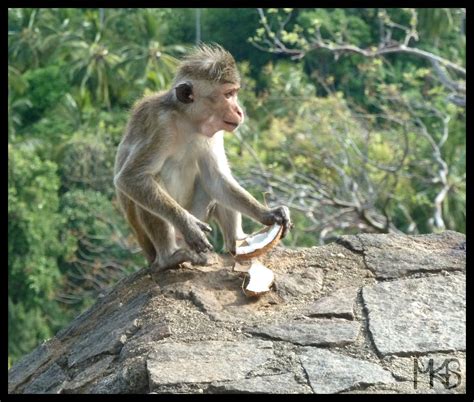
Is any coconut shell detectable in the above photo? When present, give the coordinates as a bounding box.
[241,260,275,297]
[233,260,252,273]
[233,224,284,261]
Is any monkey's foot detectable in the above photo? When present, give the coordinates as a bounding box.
[151,249,209,272]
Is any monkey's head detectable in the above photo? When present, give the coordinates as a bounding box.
[172,44,244,138]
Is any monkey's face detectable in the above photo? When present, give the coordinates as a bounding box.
[215,83,244,134]
[176,81,244,137]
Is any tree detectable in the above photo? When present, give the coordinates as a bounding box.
[8,144,67,363]
[252,8,465,106]
[245,8,465,240]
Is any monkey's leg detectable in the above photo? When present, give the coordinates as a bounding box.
[189,179,215,223]
[212,204,247,254]
[135,206,207,272]
[116,191,156,264]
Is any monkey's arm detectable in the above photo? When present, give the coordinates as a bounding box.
[114,143,213,252]
[198,151,291,234]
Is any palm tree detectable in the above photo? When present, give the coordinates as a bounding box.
[114,9,185,91]
[8,65,32,138]
[119,40,183,90]
[66,30,122,111]
[8,9,42,71]
[8,8,75,71]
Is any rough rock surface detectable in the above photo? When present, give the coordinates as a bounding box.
[147,340,274,386]
[8,231,466,394]
[305,286,357,319]
[209,372,310,394]
[299,347,396,393]
[337,230,465,279]
[362,274,465,356]
[246,319,360,346]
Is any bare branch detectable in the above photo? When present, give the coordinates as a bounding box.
[305,42,465,76]
[251,7,466,119]
[431,60,465,93]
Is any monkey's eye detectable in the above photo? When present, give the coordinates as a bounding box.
[224,90,236,99]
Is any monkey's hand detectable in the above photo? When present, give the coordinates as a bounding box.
[261,206,292,238]
[182,214,214,253]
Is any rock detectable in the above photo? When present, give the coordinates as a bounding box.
[362,274,465,356]
[88,357,148,394]
[336,236,365,253]
[88,373,122,394]
[118,356,149,394]
[387,353,466,393]
[67,293,148,367]
[23,363,68,394]
[247,319,360,346]
[8,340,56,393]
[209,373,310,393]
[189,287,223,313]
[274,269,324,299]
[160,282,234,322]
[119,322,171,360]
[8,232,466,394]
[339,231,466,279]
[62,356,115,392]
[299,347,395,393]
[189,287,226,321]
[147,340,274,388]
[56,268,151,340]
[306,286,358,319]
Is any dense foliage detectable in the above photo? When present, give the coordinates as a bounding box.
[8,8,465,365]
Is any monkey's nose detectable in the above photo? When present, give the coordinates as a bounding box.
[235,107,243,119]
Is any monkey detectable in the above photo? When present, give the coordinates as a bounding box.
[113,44,291,272]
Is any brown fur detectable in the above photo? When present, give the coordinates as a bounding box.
[114,44,291,272]
[175,44,240,84]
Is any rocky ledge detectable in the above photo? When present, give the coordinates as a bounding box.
[8,231,466,394]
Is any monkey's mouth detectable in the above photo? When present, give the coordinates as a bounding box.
[223,121,239,129]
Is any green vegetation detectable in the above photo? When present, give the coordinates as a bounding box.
[8,8,465,365]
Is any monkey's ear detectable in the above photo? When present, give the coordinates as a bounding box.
[175,82,194,104]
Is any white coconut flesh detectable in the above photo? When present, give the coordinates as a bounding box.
[235,224,282,256]
[245,261,275,294]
